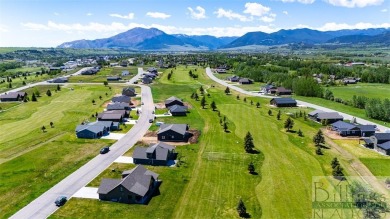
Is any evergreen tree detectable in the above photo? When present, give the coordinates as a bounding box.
[284,117,294,131]
[244,132,255,153]
[237,199,247,217]
[46,89,52,97]
[200,96,206,109]
[210,101,217,111]
[199,86,204,95]
[41,126,46,132]
[225,86,230,95]
[297,129,303,137]
[103,81,108,86]
[250,100,253,105]
[223,122,228,132]
[236,95,240,100]
[50,121,54,128]
[243,97,247,102]
[331,157,340,169]
[57,84,61,91]
[92,99,96,105]
[313,129,325,146]
[31,93,37,102]
[332,165,345,180]
[268,109,272,116]
[316,146,323,155]
[277,110,281,120]
[248,162,255,174]
[256,102,260,108]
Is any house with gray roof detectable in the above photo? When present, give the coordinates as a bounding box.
[107,76,121,81]
[97,165,160,204]
[168,105,187,116]
[112,95,131,104]
[363,133,390,155]
[227,75,240,82]
[0,92,26,102]
[122,87,136,97]
[97,112,124,123]
[142,76,153,84]
[75,124,108,139]
[157,124,190,142]
[107,102,132,111]
[133,142,177,166]
[270,98,297,107]
[164,96,184,108]
[316,112,344,124]
[238,78,253,84]
[49,77,68,83]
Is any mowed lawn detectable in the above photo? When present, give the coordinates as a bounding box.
[0,84,121,218]
[328,83,390,100]
[68,66,137,83]
[51,66,364,219]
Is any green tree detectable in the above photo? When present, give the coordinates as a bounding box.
[223,122,228,132]
[315,146,323,155]
[256,102,260,108]
[297,129,303,137]
[331,157,340,169]
[194,93,199,101]
[237,199,247,218]
[277,110,281,120]
[236,95,240,100]
[46,89,52,97]
[243,97,247,102]
[313,129,325,146]
[248,162,255,174]
[225,86,230,95]
[210,101,217,111]
[284,117,294,131]
[92,99,96,105]
[103,81,108,86]
[57,84,61,91]
[50,121,54,128]
[200,96,206,109]
[332,165,345,180]
[268,109,272,116]
[41,126,46,132]
[250,100,253,105]
[244,131,255,153]
[199,86,204,95]
[31,93,37,102]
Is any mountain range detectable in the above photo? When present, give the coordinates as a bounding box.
[58,27,390,50]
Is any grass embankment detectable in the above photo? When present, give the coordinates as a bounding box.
[68,67,138,83]
[0,84,124,218]
[52,66,380,219]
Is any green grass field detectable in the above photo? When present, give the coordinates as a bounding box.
[51,66,373,219]
[328,83,390,100]
[68,67,137,83]
[0,84,126,218]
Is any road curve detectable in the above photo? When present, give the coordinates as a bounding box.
[10,68,153,219]
[205,67,388,132]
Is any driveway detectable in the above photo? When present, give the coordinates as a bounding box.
[100,133,126,140]
[72,187,99,199]
[114,156,134,164]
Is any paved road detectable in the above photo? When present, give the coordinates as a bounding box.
[206,67,389,132]
[0,67,93,96]
[11,68,153,219]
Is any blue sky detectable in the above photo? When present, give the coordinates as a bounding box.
[0,0,389,47]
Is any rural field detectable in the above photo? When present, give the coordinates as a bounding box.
[327,83,390,100]
[0,83,133,218]
[51,66,386,219]
[68,66,137,83]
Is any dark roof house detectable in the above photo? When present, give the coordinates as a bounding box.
[75,124,108,139]
[49,77,68,83]
[157,124,189,142]
[98,165,160,204]
[165,96,184,108]
[142,76,153,84]
[270,98,297,107]
[107,76,121,81]
[0,92,26,102]
[316,112,344,123]
[107,102,132,111]
[238,78,253,84]
[112,95,131,104]
[276,87,292,95]
[133,142,177,166]
[377,141,390,155]
[227,75,240,82]
[122,87,136,97]
[168,105,188,116]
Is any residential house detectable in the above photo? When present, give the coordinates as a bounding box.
[261,84,276,94]
[215,68,227,73]
[132,142,177,166]
[316,112,344,124]
[142,76,153,84]
[157,124,189,142]
[308,109,325,120]
[275,87,292,96]
[75,123,109,139]
[122,87,136,97]
[238,78,253,85]
[121,70,130,76]
[169,105,188,116]
[107,76,121,81]
[112,95,131,104]
[81,68,99,75]
[97,112,124,123]
[363,133,390,155]
[107,102,132,111]
[330,121,361,137]
[164,96,184,108]
[356,125,376,137]
[120,61,128,67]
[147,67,158,74]
[227,75,240,82]
[49,77,68,83]
[270,98,297,107]
[0,92,26,102]
[97,165,159,204]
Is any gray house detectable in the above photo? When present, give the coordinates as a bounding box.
[112,95,131,104]
[316,112,344,124]
[97,112,124,123]
[168,105,187,116]
[0,92,26,102]
[107,102,131,111]
[227,75,240,82]
[165,96,184,108]
[133,142,177,166]
[238,78,253,84]
[49,77,68,83]
[157,124,189,142]
[377,141,390,155]
[270,98,297,107]
[142,76,153,84]
[98,165,160,204]
[107,76,121,81]
[122,87,136,97]
[75,124,108,139]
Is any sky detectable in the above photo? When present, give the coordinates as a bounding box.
[0,0,389,47]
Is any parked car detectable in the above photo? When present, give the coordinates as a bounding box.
[55,196,67,206]
[149,119,154,123]
[100,146,110,154]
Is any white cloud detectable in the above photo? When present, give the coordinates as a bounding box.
[214,8,252,22]
[324,0,383,8]
[86,13,93,16]
[283,11,289,15]
[146,12,171,19]
[188,6,206,19]
[109,13,134,19]
[381,8,388,12]
[260,13,276,23]
[318,22,390,31]
[280,0,315,4]
[243,2,270,17]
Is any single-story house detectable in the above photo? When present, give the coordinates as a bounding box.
[377,141,390,155]
[147,67,158,74]
[169,105,188,116]
[112,95,131,104]
[98,165,159,204]
[330,121,361,136]
[49,77,68,83]
[261,84,277,94]
[122,87,136,97]
[88,121,120,131]
[363,133,390,152]
[120,61,128,67]
[238,78,253,85]
[308,109,324,120]
[276,87,292,95]
[356,125,376,137]
[142,76,153,84]
[75,124,108,139]
[215,68,227,73]
[133,142,177,166]
[157,124,189,142]
[270,98,297,107]
[227,75,240,82]
[316,112,344,124]
[0,92,26,102]
[81,68,99,75]
[121,70,130,76]
[97,112,124,123]
[165,96,184,108]
[343,78,357,84]
[107,76,121,81]
[107,102,131,111]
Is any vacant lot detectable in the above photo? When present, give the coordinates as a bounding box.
[51,66,372,219]
[328,83,390,101]
[0,84,123,218]
[68,67,137,83]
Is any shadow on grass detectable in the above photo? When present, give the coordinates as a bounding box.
[239,212,251,218]
[246,149,261,154]
[249,172,258,175]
